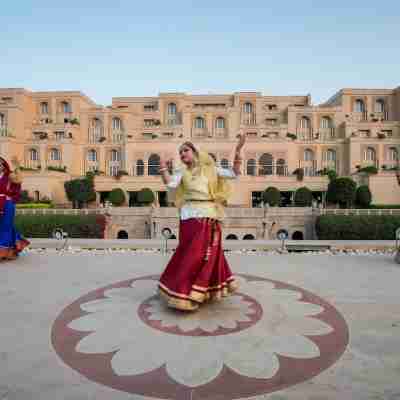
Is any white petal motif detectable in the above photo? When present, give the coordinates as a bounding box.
[165,339,223,387]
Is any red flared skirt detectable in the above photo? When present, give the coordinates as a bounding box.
[158,218,238,310]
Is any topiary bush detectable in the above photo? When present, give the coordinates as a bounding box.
[355,185,372,208]
[358,165,378,174]
[327,177,357,208]
[316,215,400,240]
[108,188,126,206]
[64,173,96,208]
[262,186,281,206]
[137,188,155,205]
[14,214,106,238]
[294,187,312,206]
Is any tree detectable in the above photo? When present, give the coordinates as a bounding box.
[137,188,155,205]
[294,187,313,207]
[108,188,126,206]
[262,187,281,206]
[355,185,372,208]
[327,177,357,208]
[64,173,96,208]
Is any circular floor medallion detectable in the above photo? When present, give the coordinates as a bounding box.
[51,274,349,399]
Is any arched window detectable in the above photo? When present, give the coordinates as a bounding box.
[0,113,5,127]
[276,158,286,176]
[375,99,385,113]
[226,234,238,240]
[167,103,177,115]
[304,149,314,161]
[299,116,310,129]
[326,149,336,162]
[40,102,49,114]
[364,147,376,161]
[136,159,144,176]
[87,149,97,162]
[243,103,253,113]
[194,117,205,129]
[61,101,71,113]
[243,234,255,240]
[220,158,229,169]
[247,159,256,176]
[388,147,398,161]
[354,99,365,113]
[29,148,39,161]
[110,149,120,162]
[215,117,225,129]
[259,153,273,175]
[320,116,332,129]
[112,117,122,130]
[148,154,160,175]
[50,148,61,161]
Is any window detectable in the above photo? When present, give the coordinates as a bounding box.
[61,101,71,113]
[354,99,365,113]
[112,117,122,130]
[375,99,385,113]
[215,117,225,129]
[110,149,120,162]
[259,153,273,175]
[267,104,277,111]
[304,149,314,161]
[136,160,144,176]
[325,149,336,162]
[40,102,49,114]
[265,119,277,126]
[0,113,5,128]
[50,148,61,161]
[364,147,376,161]
[29,148,39,161]
[247,159,256,176]
[148,154,160,175]
[276,158,286,175]
[220,158,229,168]
[194,117,205,129]
[388,147,398,161]
[299,117,310,129]
[87,149,97,162]
[243,102,253,113]
[167,103,177,115]
[320,117,332,129]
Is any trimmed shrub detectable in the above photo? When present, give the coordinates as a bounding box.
[327,177,357,208]
[355,185,372,208]
[19,190,33,204]
[64,173,96,208]
[369,204,400,209]
[316,215,400,240]
[109,188,126,206]
[16,203,54,209]
[359,165,378,174]
[263,187,281,206]
[137,188,155,205]
[14,214,106,238]
[294,187,312,207]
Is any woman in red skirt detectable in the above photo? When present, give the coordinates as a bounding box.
[158,134,246,311]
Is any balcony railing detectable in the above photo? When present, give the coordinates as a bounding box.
[319,128,335,140]
[0,127,11,137]
[241,114,257,126]
[191,128,210,139]
[352,111,368,122]
[88,128,104,143]
[296,128,313,141]
[214,128,228,138]
[112,130,124,143]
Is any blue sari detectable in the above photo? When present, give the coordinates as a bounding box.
[0,159,30,260]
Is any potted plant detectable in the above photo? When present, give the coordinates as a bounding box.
[286,133,297,140]
[293,168,304,181]
[70,117,80,125]
[377,132,386,139]
[98,136,106,143]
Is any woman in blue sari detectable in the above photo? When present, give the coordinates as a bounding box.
[0,157,29,261]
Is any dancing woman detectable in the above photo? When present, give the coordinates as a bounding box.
[158,134,245,311]
[0,157,30,260]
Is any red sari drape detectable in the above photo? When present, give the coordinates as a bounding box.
[158,218,237,311]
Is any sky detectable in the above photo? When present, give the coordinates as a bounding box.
[1,0,399,106]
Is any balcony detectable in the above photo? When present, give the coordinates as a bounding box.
[296,128,313,141]
[0,127,12,137]
[56,112,73,124]
[351,111,368,122]
[191,128,210,139]
[241,114,257,126]
[213,128,229,139]
[112,130,125,143]
[319,128,336,140]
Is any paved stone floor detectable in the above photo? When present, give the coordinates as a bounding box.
[1,252,400,400]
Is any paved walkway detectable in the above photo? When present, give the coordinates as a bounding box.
[1,252,400,399]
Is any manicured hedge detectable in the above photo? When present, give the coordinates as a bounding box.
[16,203,54,209]
[316,215,400,240]
[14,214,106,238]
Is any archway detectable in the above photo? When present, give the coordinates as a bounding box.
[170,234,177,239]
[226,234,238,240]
[243,234,255,240]
[117,230,129,239]
[292,231,304,240]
